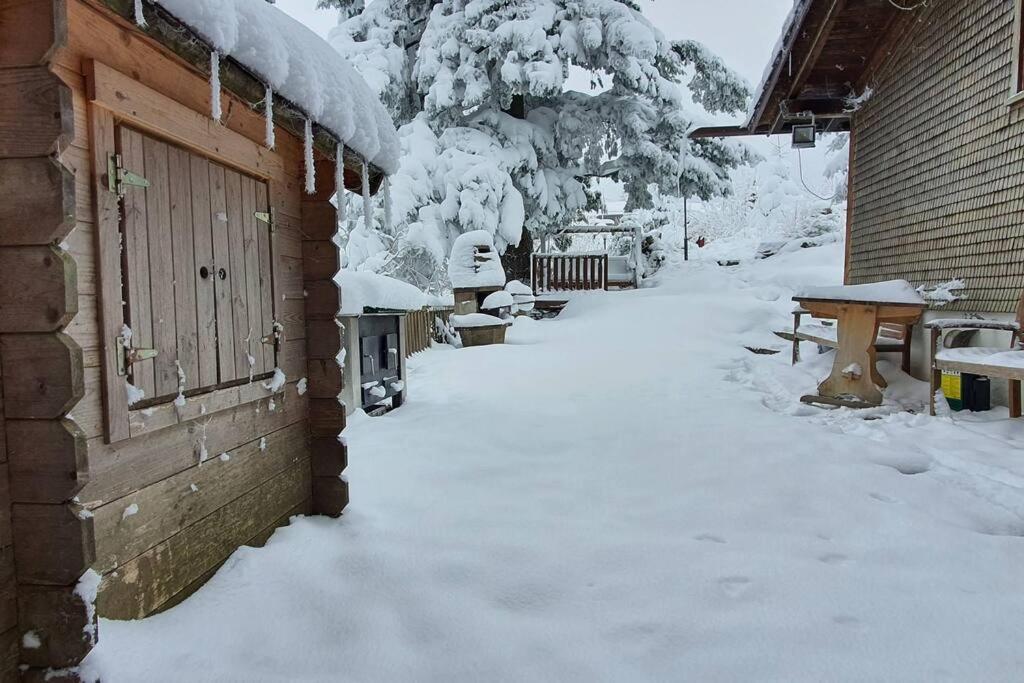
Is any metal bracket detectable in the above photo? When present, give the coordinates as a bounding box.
[254,210,275,233]
[116,334,158,376]
[107,154,150,197]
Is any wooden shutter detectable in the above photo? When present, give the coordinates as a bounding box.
[116,126,276,405]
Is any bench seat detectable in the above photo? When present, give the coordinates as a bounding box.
[795,323,907,350]
[935,347,1024,375]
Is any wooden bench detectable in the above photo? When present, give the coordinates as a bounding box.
[789,308,914,372]
[927,294,1024,418]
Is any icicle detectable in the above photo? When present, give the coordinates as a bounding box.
[304,119,315,195]
[361,160,372,234]
[264,85,275,149]
[133,0,146,26]
[335,143,347,228]
[383,176,393,235]
[210,52,222,122]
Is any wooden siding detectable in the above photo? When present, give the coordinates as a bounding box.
[847,0,1024,312]
[54,0,321,619]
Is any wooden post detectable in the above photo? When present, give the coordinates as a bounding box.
[0,5,96,679]
[929,326,941,417]
[301,157,348,517]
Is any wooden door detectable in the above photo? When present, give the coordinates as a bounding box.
[117,126,276,405]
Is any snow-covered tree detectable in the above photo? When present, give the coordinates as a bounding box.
[323,0,752,289]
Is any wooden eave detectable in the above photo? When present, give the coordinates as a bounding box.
[696,0,914,139]
[93,0,386,194]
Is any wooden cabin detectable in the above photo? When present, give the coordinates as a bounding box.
[693,0,1024,384]
[0,0,397,679]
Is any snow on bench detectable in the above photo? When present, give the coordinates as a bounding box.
[795,280,925,305]
[935,347,1024,370]
[796,323,906,348]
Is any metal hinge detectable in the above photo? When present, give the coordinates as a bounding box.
[107,154,150,197]
[254,210,275,232]
[115,335,159,376]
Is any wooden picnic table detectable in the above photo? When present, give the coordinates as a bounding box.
[793,281,927,408]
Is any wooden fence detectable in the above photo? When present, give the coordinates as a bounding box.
[532,253,608,292]
[405,306,455,356]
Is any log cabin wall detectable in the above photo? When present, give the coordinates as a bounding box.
[3,1,349,666]
[1,0,96,679]
[847,0,1024,313]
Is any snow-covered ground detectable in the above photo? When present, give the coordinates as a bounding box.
[85,242,1024,682]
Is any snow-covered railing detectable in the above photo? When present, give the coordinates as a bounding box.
[532,254,608,293]
[404,306,455,357]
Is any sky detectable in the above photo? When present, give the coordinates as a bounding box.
[275,0,833,200]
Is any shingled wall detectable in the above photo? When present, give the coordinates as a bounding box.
[848,0,1024,313]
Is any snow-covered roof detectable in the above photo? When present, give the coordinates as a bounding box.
[153,0,400,174]
[336,271,429,315]
[448,231,506,290]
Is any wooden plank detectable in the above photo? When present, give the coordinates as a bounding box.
[118,125,154,397]
[256,181,276,371]
[84,60,282,181]
[0,157,76,245]
[189,155,219,388]
[0,468,11,547]
[127,373,282,438]
[0,626,16,683]
[6,419,87,505]
[0,66,73,157]
[208,163,237,383]
[92,421,308,573]
[0,333,83,419]
[79,383,307,506]
[241,175,264,375]
[144,496,310,618]
[12,503,95,586]
[0,245,77,332]
[224,168,252,380]
[143,134,179,398]
[168,145,200,392]
[0,547,16,635]
[96,457,311,619]
[312,476,348,518]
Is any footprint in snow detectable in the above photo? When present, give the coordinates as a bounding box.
[818,552,849,566]
[870,492,898,504]
[694,533,726,544]
[718,576,752,598]
[832,615,860,626]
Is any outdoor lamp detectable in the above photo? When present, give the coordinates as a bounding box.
[792,123,817,149]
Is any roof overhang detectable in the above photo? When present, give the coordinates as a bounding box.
[95,0,386,193]
[691,0,915,140]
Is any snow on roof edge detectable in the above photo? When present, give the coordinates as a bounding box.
[151,0,400,175]
[744,0,812,129]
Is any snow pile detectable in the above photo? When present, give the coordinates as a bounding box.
[795,280,925,306]
[480,291,514,312]
[505,280,536,313]
[337,270,429,315]
[450,313,510,328]
[447,231,506,290]
[154,0,399,173]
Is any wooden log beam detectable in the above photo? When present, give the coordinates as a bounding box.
[12,504,95,586]
[0,333,84,419]
[17,585,94,669]
[6,419,88,505]
[0,246,78,332]
[0,0,67,67]
[0,157,76,245]
[0,66,74,158]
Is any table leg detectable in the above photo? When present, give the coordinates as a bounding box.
[817,304,883,405]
